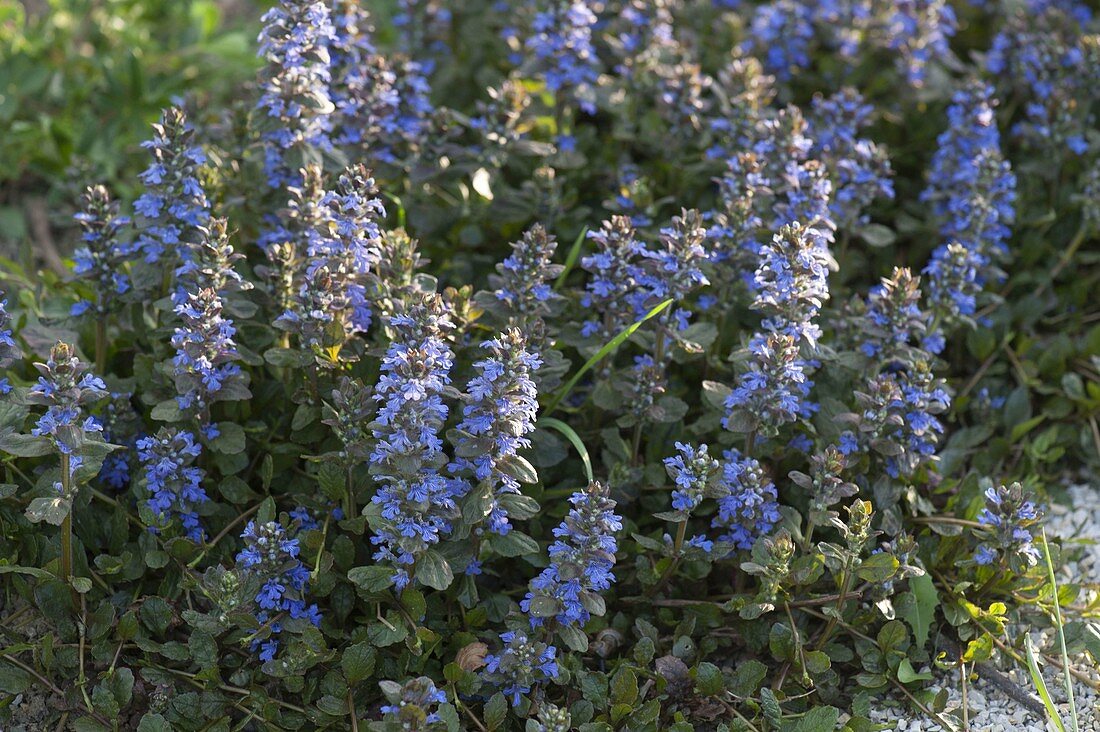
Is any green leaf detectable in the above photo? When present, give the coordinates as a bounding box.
[538,417,593,483]
[859,223,896,248]
[0,564,55,579]
[139,597,173,636]
[544,298,674,415]
[0,431,53,457]
[1025,635,1066,732]
[25,495,71,526]
[491,530,539,557]
[610,667,639,706]
[897,573,939,649]
[348,565,394,594]
[759,687,782,729]
[341,642,376,685]
[896,658,932,684]
[415,550,454,591]
[484,692,508,730]
[554,227,588,291]
[210,421,245,454]
[694,662,723,696]
[728,659,767,698]
[0,661,32,694]
[792,705,840,732]
[855,552,898,583]
[136,714,172,732]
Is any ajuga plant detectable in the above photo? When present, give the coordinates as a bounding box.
[2,1,1100,731]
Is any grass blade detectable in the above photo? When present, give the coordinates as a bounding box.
[1025,633,1066,732]
[553,226,588,291]
[538,417,593,484]
[543,298,673,416]
[1041,528,1080,732]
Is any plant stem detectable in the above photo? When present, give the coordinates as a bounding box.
[344,463,356,518]
[59,452,75,603]
[95,319,107,375]
[1042,529,1079,732]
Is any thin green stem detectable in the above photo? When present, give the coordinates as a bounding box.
[59,452,75,604]
[1042,529,1079,732]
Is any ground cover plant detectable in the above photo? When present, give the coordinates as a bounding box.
[1,0,1100,730]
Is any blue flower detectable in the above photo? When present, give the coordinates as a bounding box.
[256,0,336,188]
[521,481,622,628]
[974,482,1044,568]
[369,295,459,589]
[379,677,448,728]
[451,329,542,536]
[133,108,210,266]
[27,342,108,453]
[482,631,559,707]
[921,81,1016,298]
[71,186,132,317]
[663,442,720,516]
[808,88,894,228]
[137,428,208,542]
[986,1,1093,151]
[0,294,19,394]
[580,216,648,340]
[492,225,564,328]
[170,288,243,428]
[524,1,599,114]
[712,449,780,551]
[236,519,322,660]
[274,165,384,349]
[743,1,814,82]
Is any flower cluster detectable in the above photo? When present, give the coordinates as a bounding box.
[27,342,107,453]
[744,0,814,83]
[482,631,559,707]
[0,294,18,394]
[713,449,780,551]
[741,0,957,87]
[974,482,1044,568]
[323,376,375,466]
[580,215,647,340]
[664,442,721,517]
[133,107,210,266]
[524,1,599,114]
[170,288,245,428]
[921,81,1016,288]
[986,1,1094,153]
[490,224,564,330]
[369,295,458,589]
[71,185,132,317]
[137,428,208,542]
[726,222,834,433]
[808,88,894,229]
[451,329,542,536]
[522,481,622,628]
[95,392,141,490]
[378,677,448,730]
[256,0,335,188]
[174,218,250,301]
[842,360,949,479]
[922,241,983,344]
[275,165,384,352]
[883,0,957,87]
[327,0,376,148]
[235,519,322,661]
[372,56,435,166]
[635,209,710,331]
[859,267,930,363]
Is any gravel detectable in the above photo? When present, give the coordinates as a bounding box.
[871,482,1100,731]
